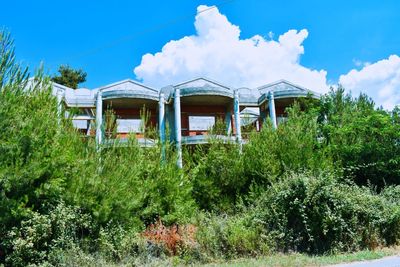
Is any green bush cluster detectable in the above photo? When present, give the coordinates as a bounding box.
[186,142,244,212]
[318,88,400,188]
[193,173,400,258]
[67,142,196,227]
[250,172,400,253]
[4,202,92,266]
[195,212,270,260]
[187,104,333,212]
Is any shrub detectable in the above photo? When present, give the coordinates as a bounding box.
[243,104,333,190]
[93,223,143,263]
[4,202,92,267]
[379,186,400,245]
[186,102,334,212]
[187,141,244,212]
[251,172,400,254]
[195,212,270,260]
[142,219,197,257]
[67,141,197,228]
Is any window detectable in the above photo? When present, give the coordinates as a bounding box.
[241,115,258,126]
[116,119,142,133]
[189,116,215,131]
[72,119,88,129]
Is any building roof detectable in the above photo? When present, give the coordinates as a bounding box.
[51,77,321,108]
[168,77,234,99]
[98,79,159,102]
[50,82,99,108]
[257,80,320,105]
[237,87,260,106]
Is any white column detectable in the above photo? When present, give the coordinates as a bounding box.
[96,91,103,147]
[268,91,277,129]
[167,105,175,142]
[233,90,242,146]
[56,89,63,125]
[225,108,232,135]
[174,88,182,168]
[159,93,166,160]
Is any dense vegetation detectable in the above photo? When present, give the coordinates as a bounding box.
[1,30,400,266]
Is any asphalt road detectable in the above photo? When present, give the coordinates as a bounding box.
[332,256,400,267]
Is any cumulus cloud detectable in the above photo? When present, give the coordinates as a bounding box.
[339,55,400,110]
[133,5,328,93]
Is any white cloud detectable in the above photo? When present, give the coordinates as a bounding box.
[133,5,328,93]
[339,55,400,110]
[133,4,400,110]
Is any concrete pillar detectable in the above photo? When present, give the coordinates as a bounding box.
[268,91,277,129]
[225,108,232,135]
[233,90,242,146]
[174,88,182,168]
[260,106,266,123]
[56,89,63,125]
[166,105,175,142]
[159,93,166,160]
[96,91,103,147]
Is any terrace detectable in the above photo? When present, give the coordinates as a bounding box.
[161,78,242,167]
[258,80,320,128]
[53,78,320,163]
[95,79,160,146]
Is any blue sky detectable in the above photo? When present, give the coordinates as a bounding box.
[2,0,400,108]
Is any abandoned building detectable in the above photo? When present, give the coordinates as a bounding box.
[52,77,319,166]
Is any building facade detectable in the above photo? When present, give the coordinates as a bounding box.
[54,77,319,166]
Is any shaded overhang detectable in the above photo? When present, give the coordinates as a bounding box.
[169,77,234,106]
[179,94,233,106]
[103,97,158,109]
[99,79,159,108]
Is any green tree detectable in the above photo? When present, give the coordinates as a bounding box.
[318,87,400,188]
[0,30,28,89]
[0,30,88,263]
[51,65,87,89]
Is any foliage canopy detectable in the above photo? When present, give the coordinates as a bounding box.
[51,64,87,89]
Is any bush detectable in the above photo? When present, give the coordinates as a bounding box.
[4,202,92,267]
[243,104,333,189]
[250,172,400,254]
[187,142,244,212]
[67,141,196,228]
[195,212,270,260]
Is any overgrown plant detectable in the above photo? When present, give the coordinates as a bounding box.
[250,172,400,253]
[318,87,400,188]
[104,106,117,138]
